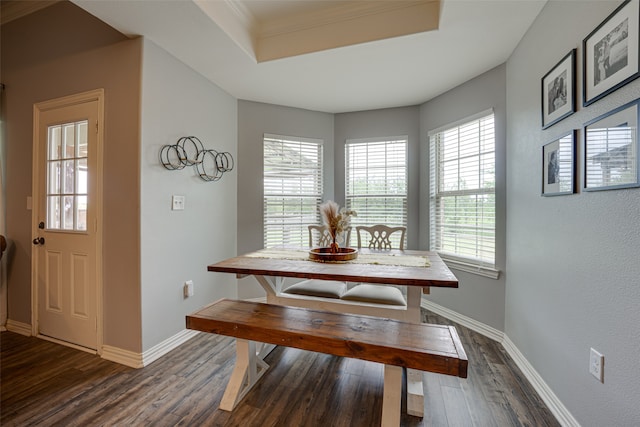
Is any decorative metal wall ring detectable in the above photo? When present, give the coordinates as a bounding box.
[160,136,234,182]
[196,150,223,182]
[216,151,234,172]
[176,136,204,166]
[160,144,187,170]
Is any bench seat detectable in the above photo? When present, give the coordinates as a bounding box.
[187,298,468,426]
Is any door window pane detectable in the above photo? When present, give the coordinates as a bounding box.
[63,196,75,230]
[63,160,75,194]
[49,126,61,160]
[46,120,88,231]
[48,196,61,229]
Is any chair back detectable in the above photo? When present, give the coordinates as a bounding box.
[356,225,406,250]
[308,225,351,247]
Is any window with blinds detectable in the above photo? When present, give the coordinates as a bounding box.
[429,110,496,274]
[345,137,407,247]
[264,134,323,248]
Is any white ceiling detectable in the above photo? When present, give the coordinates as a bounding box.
[72,0,547,114]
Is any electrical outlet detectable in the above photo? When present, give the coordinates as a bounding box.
[589,348,604,383]
[183,280,194,298]
[172,195,185,211]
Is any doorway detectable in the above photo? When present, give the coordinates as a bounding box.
[32,89,104,352]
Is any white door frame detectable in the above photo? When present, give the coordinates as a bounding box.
[31,89,105,354]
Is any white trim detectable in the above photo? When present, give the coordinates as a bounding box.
[141,329,200,367]
[6,319,32,336]
[440,255,501,280]
[420,298,503,342]
[502,336,581,427]
[345,135,408,145]
[421,298,579,427]
[101,344,144,369]
[427,108,495,137]
[101,329,201,369]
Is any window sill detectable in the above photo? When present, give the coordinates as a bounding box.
[439,255,501,280]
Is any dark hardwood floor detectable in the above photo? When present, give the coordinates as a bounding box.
[1,310,559,426]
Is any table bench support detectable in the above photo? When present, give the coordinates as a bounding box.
[189,299,467,426]
[255,275,426,417]
[219,339,269,411]
[382,365,402,427]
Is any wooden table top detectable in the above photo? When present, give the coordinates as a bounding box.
[207,248,458,288]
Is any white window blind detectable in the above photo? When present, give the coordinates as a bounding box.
[429,111,496,272]
[264,134,323,248]
[345,137,407,247]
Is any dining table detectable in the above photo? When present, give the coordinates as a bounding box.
[206,247,459,418]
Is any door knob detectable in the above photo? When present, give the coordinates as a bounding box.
[32,237,45,245]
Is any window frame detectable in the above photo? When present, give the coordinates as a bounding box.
[263,133,324,248]
[344,136,408,248]
[429,109,500,279]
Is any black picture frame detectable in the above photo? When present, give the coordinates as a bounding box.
[583,98,640,191]
[542,131,576,196]
[583,0,640,106]
[542,50,576,129]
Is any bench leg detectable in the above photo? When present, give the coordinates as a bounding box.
[406,369,424,417]
[219,339,269,411]
[381,364,402,427]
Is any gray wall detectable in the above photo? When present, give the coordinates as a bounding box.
[419,65,508,332]
[1,2,143,352]
[236,100,334,299]
[236,89,507,329]
[506,1,640,424]
[139,39,238,352]
[334,106,421,249]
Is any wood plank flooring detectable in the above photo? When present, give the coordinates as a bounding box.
[1,310,560,426]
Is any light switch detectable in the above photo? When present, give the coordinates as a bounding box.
[172,195,185,210]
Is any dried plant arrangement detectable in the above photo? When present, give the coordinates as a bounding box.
[319,200,357,253]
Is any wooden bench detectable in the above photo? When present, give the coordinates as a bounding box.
[186,298,468,427]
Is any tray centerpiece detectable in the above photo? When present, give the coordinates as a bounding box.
[309,200,357,262]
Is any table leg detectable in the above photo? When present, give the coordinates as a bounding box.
[254,275,282,299]
[381,364,402,427]
[405,287,425,417]
[219,339,269,411]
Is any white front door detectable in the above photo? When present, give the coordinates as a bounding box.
[33,90,103,351]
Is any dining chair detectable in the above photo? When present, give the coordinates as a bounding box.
[282,224,351,299]
[356,224,406,250]
[308,224,351,248]
[341,224,408,306]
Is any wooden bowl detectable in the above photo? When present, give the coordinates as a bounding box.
[308,247,358,262]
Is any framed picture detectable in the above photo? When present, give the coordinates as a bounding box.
[542,131,576,196]
[542,50,576,128]
[584,99,640,191]
[583,0,640,106]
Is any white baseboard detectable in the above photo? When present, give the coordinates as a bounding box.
[420,298,504,342]
[502,336,580,427]
[141,329,200,367]
[5,319,32,336]
[102,328,200,369]
[102,344,144,368]
[420,298,579,427]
